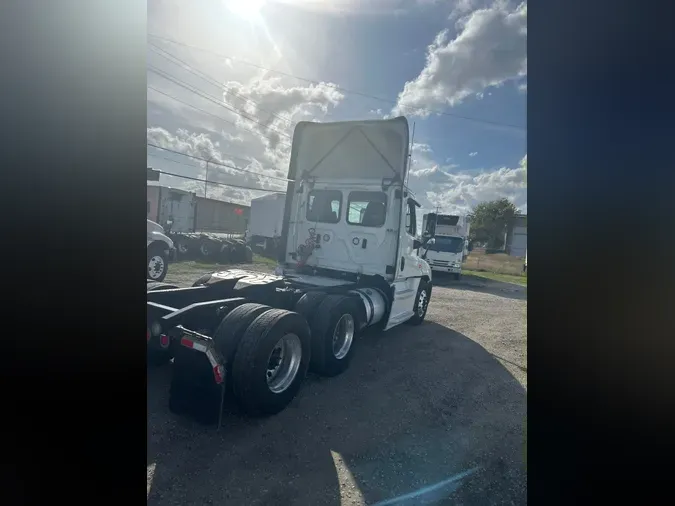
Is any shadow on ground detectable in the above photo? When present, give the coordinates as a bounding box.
[147,321,526,506]
[432,272,527,301]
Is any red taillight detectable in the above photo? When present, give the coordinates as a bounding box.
[159,334,170,348]
[146,329,151,342]
[180,337,194,349]
[213,364,224,384]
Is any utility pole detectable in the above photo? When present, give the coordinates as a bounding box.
[204,157,212,198]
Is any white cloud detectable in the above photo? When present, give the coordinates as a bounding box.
[407,142,527,217]
[220,75,344,172]
[393,1,527,116]
[469,151,478,157]
[147,127,287,205]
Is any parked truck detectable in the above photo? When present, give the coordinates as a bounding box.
[147,219,175,282]
[147,116,434,425]
[247,193,286,257]
[421,213,470,280]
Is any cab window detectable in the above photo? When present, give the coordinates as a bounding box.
[307,190,342,223]
[347,191,387,227]
[405,199,416,236]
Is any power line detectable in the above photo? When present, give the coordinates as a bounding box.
[149,84,239,128]
[148,33,527,132]
[147,142,293,183]
[148,85,284,169]
[148,64,293,142]
[148,41,295,128]
[149,166,286,194]
[147,83,291,151]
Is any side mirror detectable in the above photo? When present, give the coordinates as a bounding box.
[413,239,422,250]
[420,237,436,259]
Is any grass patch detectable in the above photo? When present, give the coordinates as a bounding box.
[464,269,527,286]
[170,254,277,274]
[252,253,278,267]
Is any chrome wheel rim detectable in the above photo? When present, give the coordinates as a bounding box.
[148,256,165,280]
[266,333,302,394]
[332,314,355,360]
[417,289,428,318]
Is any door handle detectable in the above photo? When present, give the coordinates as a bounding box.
[400,256,405,270]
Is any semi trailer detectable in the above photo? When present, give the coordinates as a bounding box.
[247,193,286,256]
[147,184,251,262]
[147,116,433,425]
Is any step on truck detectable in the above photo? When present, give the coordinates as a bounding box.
[147,117,433,426]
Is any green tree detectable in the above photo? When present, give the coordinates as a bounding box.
[468,198,518,249]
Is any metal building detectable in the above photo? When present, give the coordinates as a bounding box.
[506,214,527,258]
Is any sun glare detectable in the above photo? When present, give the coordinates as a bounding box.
[224,0,267,21]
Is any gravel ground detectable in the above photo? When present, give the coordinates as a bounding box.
[148,264,527,505]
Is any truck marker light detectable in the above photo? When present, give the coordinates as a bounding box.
[146,329,151,342]
[159,334,170,348]
[180,337,194,348]
[212,364,225,384]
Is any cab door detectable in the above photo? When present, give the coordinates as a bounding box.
[385,195,425,329]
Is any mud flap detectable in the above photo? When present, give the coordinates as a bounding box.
[169,346,225,427]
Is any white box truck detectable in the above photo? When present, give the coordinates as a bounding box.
[248,193,286,255]
[421,213,470,280]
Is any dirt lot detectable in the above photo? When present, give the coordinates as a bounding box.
[148,262,527,505]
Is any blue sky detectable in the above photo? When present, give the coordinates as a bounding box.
[147,0,527,215]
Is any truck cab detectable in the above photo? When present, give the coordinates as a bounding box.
[278,116,432,329]
[147,219,174,282]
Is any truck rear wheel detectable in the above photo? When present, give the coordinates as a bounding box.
[294,291,327,319]
[213,303,273,390]
[231,309,311,416]
[174,237,190,257]
[406,279,431,325]
[147,245,169,282]
[199,238,218,259]
[308,295,361,377]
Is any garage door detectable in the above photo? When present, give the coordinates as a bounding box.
[510,226,527,257]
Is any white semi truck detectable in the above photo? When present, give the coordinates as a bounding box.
[147,116,434,425]
[421,213,470,280]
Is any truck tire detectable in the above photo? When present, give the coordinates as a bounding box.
[308,295,361,377]
[453,273,461,281]
[147,244,169,282]
[294,291,327,320]
[213,303,273,390]
[244,245,253,263]
[199,238,218,259]
[146,282,178,292]
[406,279,432,325]
[174,237,190,257]
[231,309,311,416]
